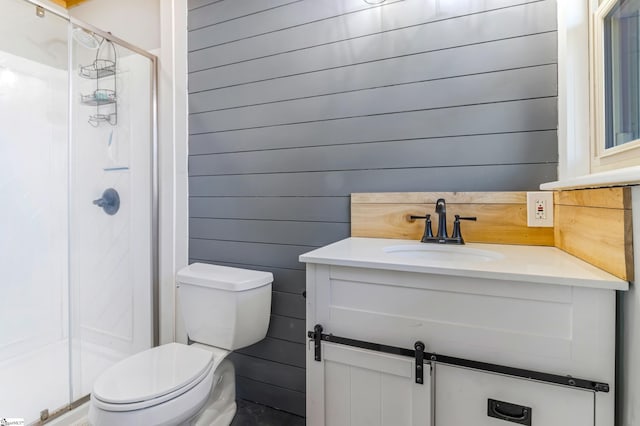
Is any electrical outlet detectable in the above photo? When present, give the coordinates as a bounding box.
[535,199,546,220]
[527,192,554,227]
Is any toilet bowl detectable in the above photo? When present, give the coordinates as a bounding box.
[89,263,273,426]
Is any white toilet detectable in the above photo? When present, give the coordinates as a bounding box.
[88,263,273,426]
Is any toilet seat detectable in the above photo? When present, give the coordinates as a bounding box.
[92,343,216,411]
[89,362,218,426]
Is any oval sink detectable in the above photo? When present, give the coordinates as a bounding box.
[383,244,504,263]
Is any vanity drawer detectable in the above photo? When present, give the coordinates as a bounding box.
[435,364,594,426]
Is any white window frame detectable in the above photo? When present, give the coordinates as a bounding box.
[591,0,640,173]
[542,0,640,190]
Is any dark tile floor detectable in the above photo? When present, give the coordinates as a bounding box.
[230,399,305,426]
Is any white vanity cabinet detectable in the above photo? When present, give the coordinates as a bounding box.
[301,238,628,426]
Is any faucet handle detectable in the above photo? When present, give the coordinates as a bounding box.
[456,216,477,222]
[451,215,477,244]
[421,214,434,241]
[409,214,434,242]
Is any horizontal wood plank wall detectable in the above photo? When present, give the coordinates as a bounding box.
[352,192,554,245]
[554,187,633,281]
[187,0,558,415]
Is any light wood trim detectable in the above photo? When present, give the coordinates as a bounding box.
[351,192,554,246]
[352,203,554,245]
[555,187,631,209]
[352,192,527,204]
[555,204,632,281]
[49,0,88,8]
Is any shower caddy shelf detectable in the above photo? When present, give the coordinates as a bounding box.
[80,89,116,106]
[79,46,117,126]
[79,59,115,79]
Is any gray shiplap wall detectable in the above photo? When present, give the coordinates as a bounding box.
[187,0,558,416]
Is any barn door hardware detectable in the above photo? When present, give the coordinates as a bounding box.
[414,341,425,384]
[308,324,609,392]
[307,325,426,384]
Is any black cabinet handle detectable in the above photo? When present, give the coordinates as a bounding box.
[487,398,531,425]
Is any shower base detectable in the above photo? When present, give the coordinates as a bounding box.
[0,339,125,424]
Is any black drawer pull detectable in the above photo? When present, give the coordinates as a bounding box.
[488,398,532,425]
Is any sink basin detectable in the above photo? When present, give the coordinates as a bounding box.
[383,244,504,263]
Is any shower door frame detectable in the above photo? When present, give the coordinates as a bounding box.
[20,0,160,419]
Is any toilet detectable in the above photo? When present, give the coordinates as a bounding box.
[88,263,273,426]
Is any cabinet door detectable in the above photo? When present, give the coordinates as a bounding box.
[435,364,594,426]
[308,342,431,426]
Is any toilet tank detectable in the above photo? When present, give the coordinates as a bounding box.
[177,263,273,350]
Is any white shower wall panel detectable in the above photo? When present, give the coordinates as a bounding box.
[0,51,69,363]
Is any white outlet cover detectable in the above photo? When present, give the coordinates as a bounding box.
[527,191,554,227]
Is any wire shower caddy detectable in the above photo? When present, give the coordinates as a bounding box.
[79,39,117,127]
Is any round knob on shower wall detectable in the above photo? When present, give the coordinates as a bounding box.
[93,188,120,215]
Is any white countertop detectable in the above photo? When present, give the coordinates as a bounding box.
[299,237,628,291]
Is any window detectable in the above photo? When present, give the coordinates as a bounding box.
[604,0,640,149]
[592,0,640,171]
[544,0,640,189]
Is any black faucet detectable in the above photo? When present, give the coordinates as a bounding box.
[435,198,448,241]
[410,198,477,244]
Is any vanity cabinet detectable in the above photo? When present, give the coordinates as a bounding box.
[301,238,627,426]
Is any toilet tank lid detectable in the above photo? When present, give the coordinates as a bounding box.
[177,263,273,291]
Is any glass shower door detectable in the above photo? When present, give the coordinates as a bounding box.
[68,29,154,400]
[0,0,71,422]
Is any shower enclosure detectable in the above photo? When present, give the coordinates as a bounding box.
[0,0,157,423]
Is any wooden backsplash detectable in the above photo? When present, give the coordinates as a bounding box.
[554,187,633,281]
[351,192,554,246]
[351,189,633,281]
